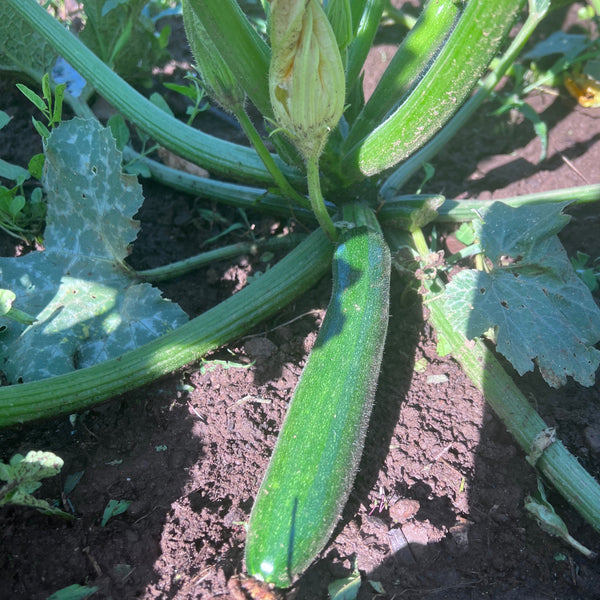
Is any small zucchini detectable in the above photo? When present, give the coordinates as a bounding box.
[245,204,391,587]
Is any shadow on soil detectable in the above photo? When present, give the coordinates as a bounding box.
[0,380,200,600]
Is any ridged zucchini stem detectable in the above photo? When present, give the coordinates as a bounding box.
[377,184,600,226]
[135,234,307,282]
[426,297,600,532]
[7,0,296,186]
[343,0,526,178]
[381,0,551,195]
[403,227,600,534]
[345,0,385,92]
[343,0,462,153]
[122,146,316,223]
[0,230,333,428]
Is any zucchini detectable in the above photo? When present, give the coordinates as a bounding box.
[245,204,391,587]
[342,0,462,154]
[342,0,526,179]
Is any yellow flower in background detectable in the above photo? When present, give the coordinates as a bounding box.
[269,0,346,161]
[564,72,600,109]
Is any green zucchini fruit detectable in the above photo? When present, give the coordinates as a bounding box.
[342,0,526,179]
[245,204,391,587]
[342,0,462,154]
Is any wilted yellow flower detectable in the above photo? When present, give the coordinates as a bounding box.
[269,0,346,161]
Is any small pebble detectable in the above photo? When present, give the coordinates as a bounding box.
[389,499,420,522]
[244,337,277,359]
[426,374,449,385]
[584,424,600,453]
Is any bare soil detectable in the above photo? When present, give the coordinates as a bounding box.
[1,5,600,600]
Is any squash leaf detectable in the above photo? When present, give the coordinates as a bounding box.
[443,201,600,388]
[0,118,188,383]
[0,3,57,79]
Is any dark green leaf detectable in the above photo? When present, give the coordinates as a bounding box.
[27,153,45,180]
[107,113,130,150]
[47,584,99,600]
[0,110,10,129]
[149,91,174,117]
[101,498,132,526]
[31,117,50,140]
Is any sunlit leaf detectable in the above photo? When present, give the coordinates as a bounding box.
[0,118,188,383]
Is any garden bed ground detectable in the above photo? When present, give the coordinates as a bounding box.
[1,5,600,600]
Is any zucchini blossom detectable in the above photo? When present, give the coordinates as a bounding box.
[269,0,346,162]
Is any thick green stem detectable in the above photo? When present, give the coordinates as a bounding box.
[343,0,526,179]
[401,226,600,533]
[306,156,338,241]
[345,0,385,91]
[120,146,316,223]
[383,2,418,30]
[426,296,600,532]
[235,109,310,209]
[378,184,600,226]
[64,95,315,222]
[7,0,298,186]
[344,0,462,154]
[0,230,333,428]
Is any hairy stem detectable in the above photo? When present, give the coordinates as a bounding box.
[235,109,310,209]
[135,234,306,282]
[121,146,316,223]
[8,0,298,185]
[381,0,550,195]
[0,230,333,427]
[400,226,600,533]
[306,156,338,241]
[427,295,600,532]
[378,184,600,226]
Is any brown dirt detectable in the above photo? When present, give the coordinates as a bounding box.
[1,5,600,600]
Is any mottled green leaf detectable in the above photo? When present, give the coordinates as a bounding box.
[0,451,72,518]
[0,4,57,78]
[0,118,187,382]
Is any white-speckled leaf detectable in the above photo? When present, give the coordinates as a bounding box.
[443,201,600,388]
[0,118,187,382]
[0,4,57,77]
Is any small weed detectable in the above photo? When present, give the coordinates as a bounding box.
[0,450,72,519]
[101,498,132,526]
[571,250,600,292]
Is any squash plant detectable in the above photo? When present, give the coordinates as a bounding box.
[2,0,600,588]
